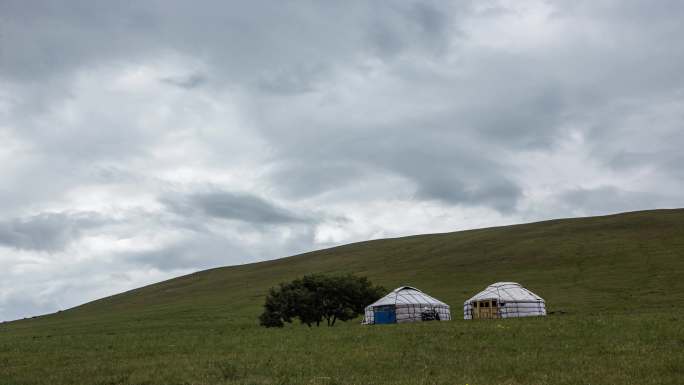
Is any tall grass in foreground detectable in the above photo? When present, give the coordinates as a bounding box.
[1,312,683,385]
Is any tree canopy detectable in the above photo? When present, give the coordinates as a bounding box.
[259,274,385,327]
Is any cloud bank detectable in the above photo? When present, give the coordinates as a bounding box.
[1,0,684,321]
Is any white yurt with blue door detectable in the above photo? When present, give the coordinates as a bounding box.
[363,286,451,324]
[463,282,546,320]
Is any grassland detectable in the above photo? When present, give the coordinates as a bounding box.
[1,209,684,384]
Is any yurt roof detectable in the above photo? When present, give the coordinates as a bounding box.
[367,286,449,308]
[464,282,544,304]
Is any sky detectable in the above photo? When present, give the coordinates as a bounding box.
[1,0,684,321]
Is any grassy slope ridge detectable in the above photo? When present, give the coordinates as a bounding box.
[1,209,684,385]
[7,208,684,329]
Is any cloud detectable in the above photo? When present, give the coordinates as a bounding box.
[160,73,207,89]
[161,190,310,225]
[2,0,684,321]
[0,211,106,252]
[558,186,679,216]
[124,224,316,271]
[256,64,328,95]
[365,2,457,57]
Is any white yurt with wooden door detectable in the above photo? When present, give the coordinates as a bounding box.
[363,286,451,324]
[463,282,546,320]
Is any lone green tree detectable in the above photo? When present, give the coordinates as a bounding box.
[259,274,385,327]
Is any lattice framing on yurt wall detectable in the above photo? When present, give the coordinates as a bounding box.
[363,287,451,324]
[463,282,546,320]
[395,303,451,323]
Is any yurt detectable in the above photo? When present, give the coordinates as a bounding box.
[363,286,451,324]
[463,282,546,320]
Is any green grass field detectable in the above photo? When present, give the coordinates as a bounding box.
[2,209,684,384]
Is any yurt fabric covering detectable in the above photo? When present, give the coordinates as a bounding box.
[463,282,546,319]
[363,286,451,324]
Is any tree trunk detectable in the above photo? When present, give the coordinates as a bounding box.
[331,315,337,327]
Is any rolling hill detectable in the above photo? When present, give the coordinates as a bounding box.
[2,208,684,384]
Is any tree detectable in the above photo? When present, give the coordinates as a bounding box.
[259,274,385,327]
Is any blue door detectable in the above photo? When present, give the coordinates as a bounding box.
[374,305,396,324]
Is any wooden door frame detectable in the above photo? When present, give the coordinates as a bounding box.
[473,299,500,319]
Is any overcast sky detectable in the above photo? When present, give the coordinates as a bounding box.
[1,0,683,321]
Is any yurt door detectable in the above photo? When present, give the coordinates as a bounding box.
[474,300,500,319]
[373,305,396,324]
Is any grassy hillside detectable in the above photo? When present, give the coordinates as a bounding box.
[1,209,684,384]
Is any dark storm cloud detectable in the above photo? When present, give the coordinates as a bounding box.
[161,191,309,225]
[267,160,370,199]
[0,0,155,81]
[386,130,523,211]
[414,175,521,213]
[268,151,522,212]
[366,2,456,57]
[0,212,106,252]
[259,110,524,211]
[0,1,455,83]
[160,73,207,89]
